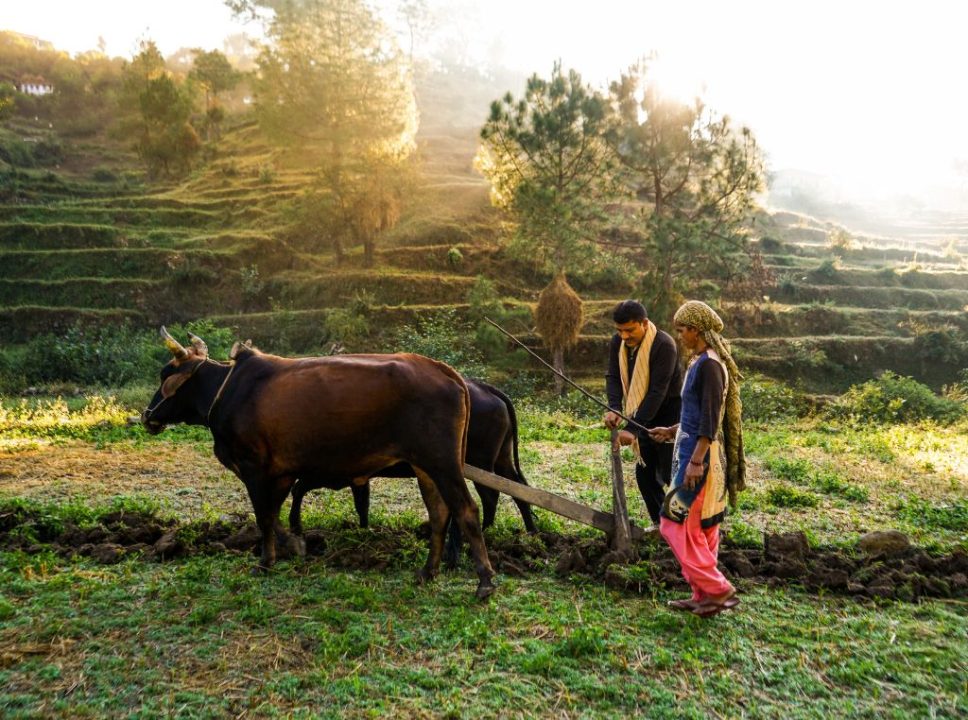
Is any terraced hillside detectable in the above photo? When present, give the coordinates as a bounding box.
[1,117,966,392]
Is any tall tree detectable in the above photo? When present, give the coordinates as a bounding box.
[189,49,240,140]
[607,59,765,322]
[240,0,417,266]
[117,41,200,178]
[478,63,614,391]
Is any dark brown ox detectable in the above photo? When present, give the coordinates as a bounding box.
[141,328,496,599]
[287,379,538,566]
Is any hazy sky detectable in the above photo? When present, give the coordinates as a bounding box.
[5,0,967,211]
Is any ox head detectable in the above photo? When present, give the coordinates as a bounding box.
[141,326,210,434]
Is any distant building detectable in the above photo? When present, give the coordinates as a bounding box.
[17,76,54,96]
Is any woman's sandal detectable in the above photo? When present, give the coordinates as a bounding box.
[692,595,740,618]
[667,598,700,612]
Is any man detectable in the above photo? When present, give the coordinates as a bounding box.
[604,300,682,525]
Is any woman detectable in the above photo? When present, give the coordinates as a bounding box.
[648,301,745,618]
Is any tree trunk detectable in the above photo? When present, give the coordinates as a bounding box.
[333,236,344,266]
[363,238,375,268]
[552,346,566,397]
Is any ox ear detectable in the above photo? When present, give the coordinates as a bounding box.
[160,326,188,359]
[160,371,191,399]
[187,332,208,358]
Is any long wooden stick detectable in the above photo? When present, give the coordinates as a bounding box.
[609,429,632,552]
[483,316,650,434]
[463,464,645,541]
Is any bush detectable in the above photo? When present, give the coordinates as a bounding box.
[258,164,275,184]
[393,309,487,379]
[826,371,965,424]
[91,167,119,183]
[742,375,809,422]
[4,320,236,389]
[913,327,966,365]
[446,246,463,268]
[758,236,784,253]
[809,259,840,283]
[766,485,819,509]
[943,369,968,403]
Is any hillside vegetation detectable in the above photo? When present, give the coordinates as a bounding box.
[1,110,966,393]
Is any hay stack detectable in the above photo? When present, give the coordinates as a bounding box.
[536,272,584,395]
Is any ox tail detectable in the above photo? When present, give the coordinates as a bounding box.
[459,374,471,468]
[479,381,528,486]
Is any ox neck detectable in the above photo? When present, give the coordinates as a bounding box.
[191,360,234,428]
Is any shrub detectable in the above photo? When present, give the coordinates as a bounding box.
[777,272,799,297]
[826,371,965,424]
[91,167,119,183]
[766,485,819,509]
[240,264,266,310]
[758,236,784,253]
[393,309,487,379]
[913,327,966,365]
[827,228,854,257]
[446,246,463,268]
[742,375,809,422]
[943,369,968,403]
[8,320,236,388]
[810,259,840,283]
[875,267,899,285]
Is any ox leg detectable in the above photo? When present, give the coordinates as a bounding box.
[442,482,497,570]
[476,483,500,530]
[414,471,449,584]
[496,445,538,533]
[421,467,495,600]
[443,518,463,570]
[351,483,371,528]
[245,474,295,573]
[289,479,307,536]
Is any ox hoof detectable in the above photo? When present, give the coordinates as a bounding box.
[415,567,437,585]
[286,535,307,559]
[475,582,496,601]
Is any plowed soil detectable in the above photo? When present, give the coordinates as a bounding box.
[2,505,965,603]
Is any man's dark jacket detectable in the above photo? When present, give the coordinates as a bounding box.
[605,330,682,436]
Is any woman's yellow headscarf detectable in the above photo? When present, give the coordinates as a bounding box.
[674,301,746,505]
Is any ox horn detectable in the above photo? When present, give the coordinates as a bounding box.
[160,326,189,359]
[187,332,209,358]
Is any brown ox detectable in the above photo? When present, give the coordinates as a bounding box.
[287,379,537,567]
[141,328,496,599]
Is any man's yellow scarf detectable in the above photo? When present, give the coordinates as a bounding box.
[617,320,657,465]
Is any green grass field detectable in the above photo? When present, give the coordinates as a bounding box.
[0,393,964,718]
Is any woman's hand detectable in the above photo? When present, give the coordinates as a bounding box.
[646,425,677,443]
[684,459,705,489]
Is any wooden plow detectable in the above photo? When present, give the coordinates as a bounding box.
[464,429,642,552]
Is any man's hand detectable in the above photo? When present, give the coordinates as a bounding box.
[612,429,636,451]
[646,425,677,443]
[603,411,623,430]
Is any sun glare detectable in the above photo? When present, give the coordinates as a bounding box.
[645,54,706,106]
